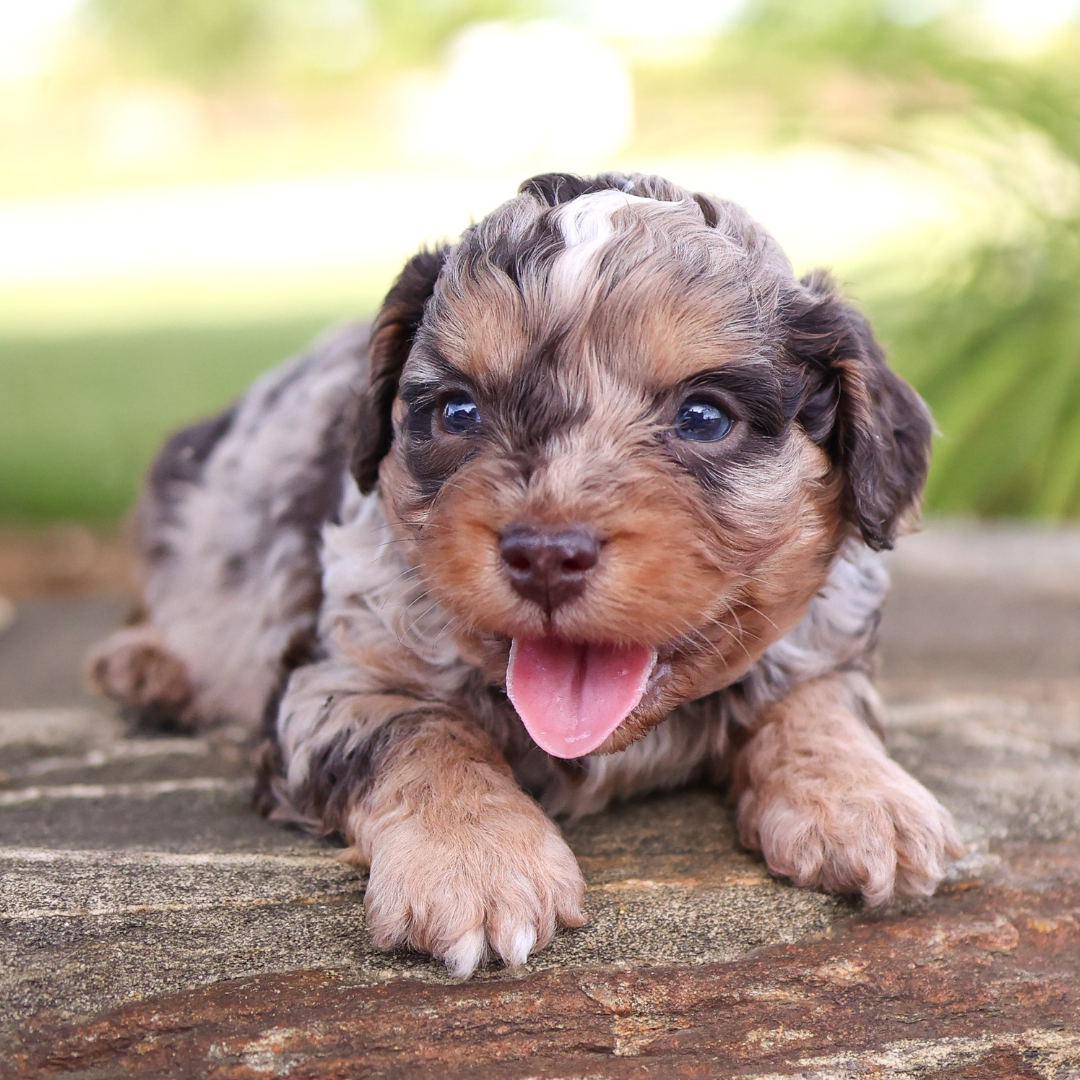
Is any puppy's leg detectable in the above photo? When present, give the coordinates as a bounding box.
[275,664,585,978]
[732,674,963,905]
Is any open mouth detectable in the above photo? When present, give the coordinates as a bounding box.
[506,637,658,759]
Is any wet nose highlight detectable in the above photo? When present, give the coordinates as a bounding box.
[498,524,600,612]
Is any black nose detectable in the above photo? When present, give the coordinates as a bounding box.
[499,524,600,613]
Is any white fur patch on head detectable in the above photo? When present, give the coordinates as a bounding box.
[557,189,639,248]
[551,190,685,296]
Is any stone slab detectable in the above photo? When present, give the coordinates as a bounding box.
[0,789,844,1042]
[0,779,328,854]
[0,596,131,710]
[879,520,1080,694]
[5,839,1079,1079]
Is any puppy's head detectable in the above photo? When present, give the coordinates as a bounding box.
[350,173,930,758]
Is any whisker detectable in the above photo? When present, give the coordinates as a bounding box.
[373,518,443,529]
[369,564,418,599]
[719,605,756,661]
[733,598,779,633]
[692,606,755,664]
[669,616,730,665]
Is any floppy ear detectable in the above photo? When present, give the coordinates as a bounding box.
[787,270,933,551]
[350,247,447,494]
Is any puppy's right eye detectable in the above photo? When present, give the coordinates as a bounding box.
[674,397,733,442]
[439,395,481,435]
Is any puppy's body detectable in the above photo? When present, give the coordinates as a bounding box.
[90,174,962,977]
[91,326,362,733]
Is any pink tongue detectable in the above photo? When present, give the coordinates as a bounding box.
[506,638,656,759]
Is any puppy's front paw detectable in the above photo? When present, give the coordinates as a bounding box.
[737,740,964,907]
[362,789,585,978]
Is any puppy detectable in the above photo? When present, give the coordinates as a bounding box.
[88,172,963,978]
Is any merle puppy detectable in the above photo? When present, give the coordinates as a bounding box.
[89,173,963,977]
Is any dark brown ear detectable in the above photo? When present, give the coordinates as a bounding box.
[787,270,932,551]
[350,247,447,494]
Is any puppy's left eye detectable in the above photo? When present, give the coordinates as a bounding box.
[674,398,733,442]
[439,395,481,435]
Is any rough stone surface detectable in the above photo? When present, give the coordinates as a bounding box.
[1,521,1080,1078]
[0,596,131,709]
[7,847,1079,1079]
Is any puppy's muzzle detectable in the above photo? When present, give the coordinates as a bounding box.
[499,524,600,614]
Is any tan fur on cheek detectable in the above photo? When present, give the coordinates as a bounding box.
[609,437,848,748]
[393,458,528,629]
[703,440,846,655]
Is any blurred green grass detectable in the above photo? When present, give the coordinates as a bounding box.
[865,230,1080,520]
[0,313,353,523]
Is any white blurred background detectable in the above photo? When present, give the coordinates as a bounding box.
[3,0,1075,331]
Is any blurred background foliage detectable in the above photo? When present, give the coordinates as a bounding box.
[86,0,545,83]
[88,0,271,84]
[712,0,1080,517]
[2,0,1079,523]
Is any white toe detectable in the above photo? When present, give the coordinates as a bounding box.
[503,924,537,967]
[443,926,487,979]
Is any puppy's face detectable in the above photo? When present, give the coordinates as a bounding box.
[356,177,930,758]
